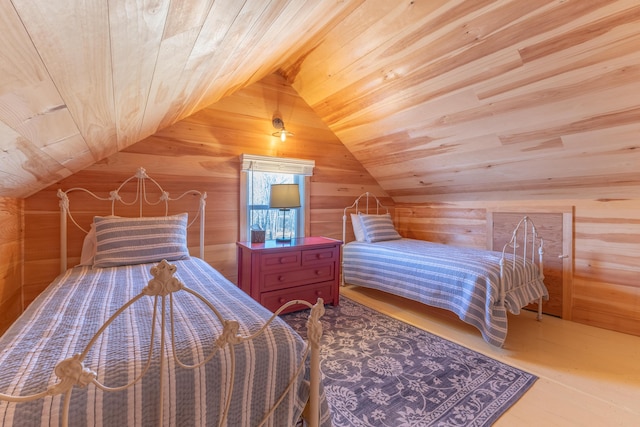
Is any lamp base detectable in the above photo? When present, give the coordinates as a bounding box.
[275,237,292,243]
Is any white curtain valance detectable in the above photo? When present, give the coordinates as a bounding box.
[240,154,315,176]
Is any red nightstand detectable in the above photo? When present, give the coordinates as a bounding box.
[236,236,342,313]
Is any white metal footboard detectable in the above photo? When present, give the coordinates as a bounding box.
[0,260,324,427]
[500,215,545,320]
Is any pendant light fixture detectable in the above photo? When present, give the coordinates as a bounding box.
[272,117,294,142]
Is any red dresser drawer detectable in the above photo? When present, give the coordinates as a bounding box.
[302,247,336,265]
[236,237,342,313]
[260,251,301,271]
[262,264,334,291]
[261,282,334,314]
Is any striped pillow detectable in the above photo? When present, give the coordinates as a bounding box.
[93,214,189,268]
[359,213,401,243]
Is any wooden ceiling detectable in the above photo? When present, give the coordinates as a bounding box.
[2,0,640,201]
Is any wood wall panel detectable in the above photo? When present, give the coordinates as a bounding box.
[22,74,386,309]
[395,205,487,248]
[0,197,23,336]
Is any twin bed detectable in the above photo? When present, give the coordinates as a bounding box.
[0,168,330,427]
[341,192,549,347]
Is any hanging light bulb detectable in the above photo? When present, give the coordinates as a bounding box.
[272,117,294,141]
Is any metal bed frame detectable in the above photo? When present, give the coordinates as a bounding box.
[0,167,324,427]
[342,191,545,319]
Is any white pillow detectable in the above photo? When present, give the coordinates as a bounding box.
[78,223,97,266]
[93,213,190,268]
[359,213,402,243]
[351,213,365,242]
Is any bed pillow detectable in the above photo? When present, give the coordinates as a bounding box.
[93,213,189,268]
[359,213,402,243]
[351,213,366,242]
[78,223,97,266]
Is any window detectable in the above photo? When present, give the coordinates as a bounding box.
[247,171,302,241]
[240,154,315,242]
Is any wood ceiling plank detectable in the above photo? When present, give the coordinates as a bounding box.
[0,2,50,89]
[174,0,361,124]
[0,125,38,197]
[518,1,640,64]
[211,0,340,96]
[40,133,95,173]
[108,0,171,148]
[477,47,640,126]
[290,0,485,106]
[11,0,116,161]
[328,47,523,133]
[175,0,323,120]
[163,0,214,40]
[276,0,368,82]
[477,10,640,100]
[342,48,640,189]
[0,1,90,188]
[384,170,640,201]
[380,49,640,145]
[178,0,290,116]
[138,0,214,140]
[310,0,600,125]
[335,87,482,146]
[156,0,247,129]
[307,0,527,108]
[372,153,640,195]
[362,117,640,197]
[0,122,72,198]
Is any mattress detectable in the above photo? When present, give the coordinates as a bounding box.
[0,257,331,426]
[343,238,548,347]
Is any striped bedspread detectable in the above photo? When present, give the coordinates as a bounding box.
[343,239,548,347]
[0,257,331,426]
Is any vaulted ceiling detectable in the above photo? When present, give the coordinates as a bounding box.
[2,0,640,201]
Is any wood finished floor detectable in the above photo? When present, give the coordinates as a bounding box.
[340,285,640,426]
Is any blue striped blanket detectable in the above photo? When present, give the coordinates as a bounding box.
[0,257,331,426]
[343,239,548,347]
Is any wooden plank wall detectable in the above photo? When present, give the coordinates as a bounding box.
[21,74,387,309]
[0,197,23,335]
[395,199,640,338]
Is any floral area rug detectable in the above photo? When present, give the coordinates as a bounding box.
[282,297,536,427]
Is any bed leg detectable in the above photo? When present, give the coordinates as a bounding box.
[537,297,543,321]
[305,299,324,427]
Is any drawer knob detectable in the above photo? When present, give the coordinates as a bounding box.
[315,290,323,296]
[278,275,285,282]
[279,297,286,304]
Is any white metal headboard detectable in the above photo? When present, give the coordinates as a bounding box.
[342,192,390,244]
[57,167,207,272]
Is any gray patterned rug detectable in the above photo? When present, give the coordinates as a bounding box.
[282,297,536,427]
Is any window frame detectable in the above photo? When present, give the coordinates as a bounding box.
[239,154,314,242]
